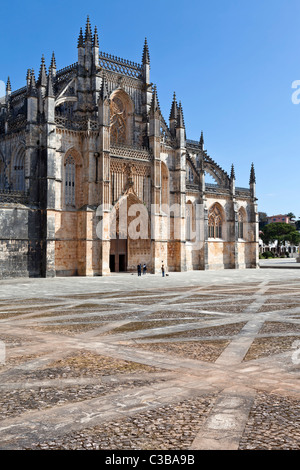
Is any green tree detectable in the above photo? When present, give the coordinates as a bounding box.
[260,223,300,252]
[258,212,268,230]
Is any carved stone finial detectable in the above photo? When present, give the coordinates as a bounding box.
[93,26,99,48]
[230,164,235,180]
[6,76,11,93]
[169,92,177,121]
[78,27,84,48]
[142,37,150,65]
[177,101,185,128]
[38,55,47,87]
[249,163,256,184]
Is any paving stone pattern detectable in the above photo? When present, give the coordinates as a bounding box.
[0,268,299,450]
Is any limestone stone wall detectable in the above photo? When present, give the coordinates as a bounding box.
[0,206,41,278]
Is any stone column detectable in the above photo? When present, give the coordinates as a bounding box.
[97,81,111,275]
[173,103,187,272]
[41,74,56,278]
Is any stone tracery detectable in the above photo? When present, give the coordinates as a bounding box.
[208,204,223,239]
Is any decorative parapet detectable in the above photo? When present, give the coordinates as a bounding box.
[55,63,78,84]
[110,143,152,161]
[186,139,200,147]
[186,182,251,198]
[99,52,143,79]
[0,189,29,204]
[0,115,27,136]
[10,87,27,106]
[235,186,251,197]
[205,182,231,195]
[55,115,98,132]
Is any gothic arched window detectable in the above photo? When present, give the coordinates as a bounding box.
[161,162,169,208]
[238,209,245,239]
[208,204,223,239]
[14,150,25,191]
[0,158,5,190]
[65,155,76,207]
[186,201,195,241]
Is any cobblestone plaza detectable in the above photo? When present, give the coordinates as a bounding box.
[0,262,299,450]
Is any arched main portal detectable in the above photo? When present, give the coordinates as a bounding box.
[109,190,151,273]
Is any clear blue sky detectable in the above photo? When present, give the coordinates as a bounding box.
[0,0,299,217]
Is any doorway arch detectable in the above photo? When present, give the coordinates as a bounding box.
[109,190,151,272]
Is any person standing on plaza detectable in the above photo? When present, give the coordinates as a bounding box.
[137,264,142,276]
[161,262,165,277]
[143,263,147,275]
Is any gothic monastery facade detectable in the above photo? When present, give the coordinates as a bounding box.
[0,18,259,278]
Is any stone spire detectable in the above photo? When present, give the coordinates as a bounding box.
[84,16,93,73]
[150,85,160,116]
[249,163,256,184]
[100,75,109,101]
[45,70,55,124]
[29,69,37,96]
[38,55,47,87]
[49,52,57,77]
[46,70,54,98]
[176,101,186,148]
[77,27,84,48]
[169,92,178,120]
[6,76,11,93]
[142,38,150,65]
[92,26,99,70]
[230,164,235,180]
[85,16,92,43]
[30,69,36,88]
[199,131,204,151]
[177,101,185,128]
[27,69,38,123]
[249,163,256,199]
[230,163,236,195]
[78,27,85,70]
[93,26,99,48]
[142,37,150,86]
[26,69,31,88]
[169,92,178,136]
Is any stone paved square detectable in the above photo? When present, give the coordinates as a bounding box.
[0,263,299,450]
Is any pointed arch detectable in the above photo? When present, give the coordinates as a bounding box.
[187,164,194,183]
[63,147,83,209]
[238,206,247,240]
[110,188,151,272]
[0,152,5,190]
[161,161,169,208]
[12,145,26,191]
[186,200,196,242]
[208,203,224,239]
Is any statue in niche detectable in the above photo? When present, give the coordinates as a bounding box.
[110,96,126,145]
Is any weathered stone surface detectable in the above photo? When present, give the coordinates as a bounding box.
[0,18,258,279]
